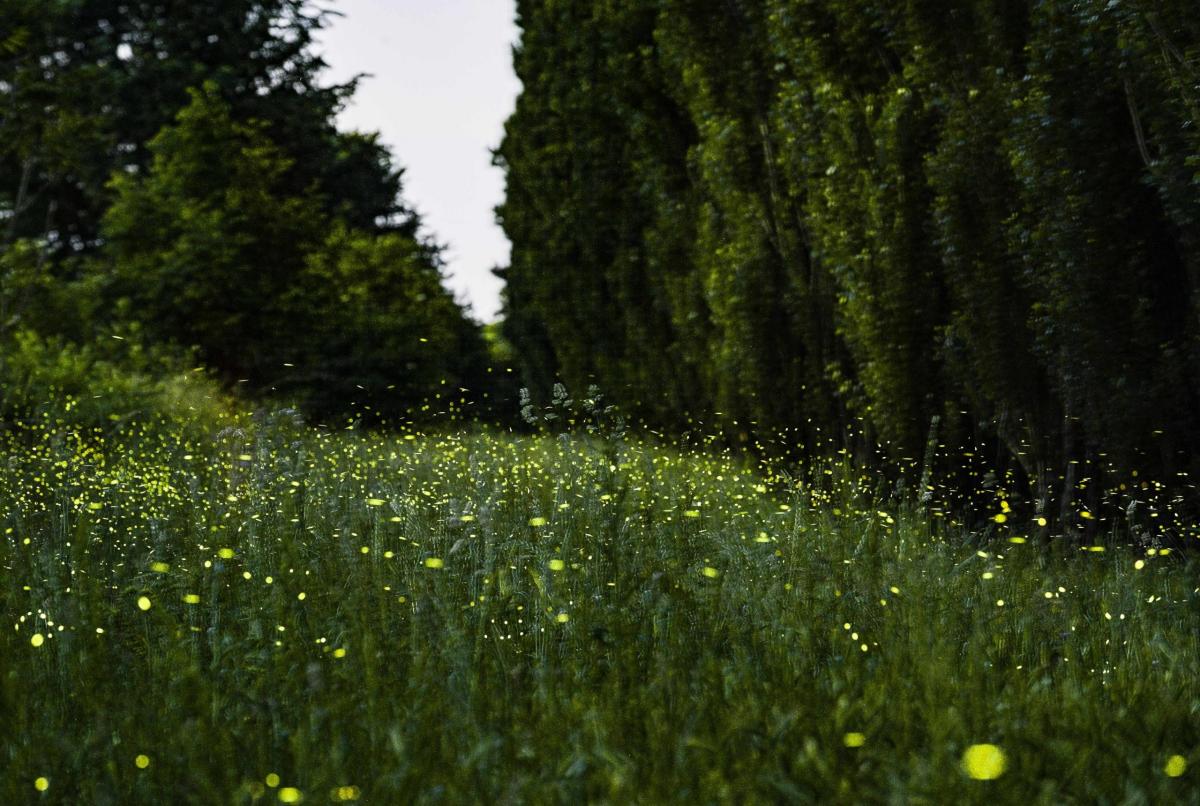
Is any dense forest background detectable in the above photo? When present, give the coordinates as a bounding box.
[3,1,1200,529]
[497,0,1200,525]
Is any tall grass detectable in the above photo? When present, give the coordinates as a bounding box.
[1,408,1197,803]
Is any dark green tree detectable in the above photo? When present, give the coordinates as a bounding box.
[101,84,322,381]
[100,85,488,418]
[496,0,706,427]
[0,0,402,259]
[498,0,1200,520]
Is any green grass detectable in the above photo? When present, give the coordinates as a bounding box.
[1,408,1197,804]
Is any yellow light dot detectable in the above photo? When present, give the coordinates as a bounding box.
[843,732,866,748]
[34,777,49,792]
[238,454,253,461]
[424,557,444,569]
[150,562,171,573]
[993,513,1007,524]
[137,596,152,611]
[555,612,570,623]
[278,786,303,803]
[528,517,547,527]
[266,773,281,787]
[297,592,306,601]
[962,744,1007,780]
[218,548,235,559]
[702,566,720,578]
[359,546,370,555]
[30,633,44,647]
[1134,560,1145,570]
[333,647,347,659]
[135,754,150,769]
[1165,755,1187,777]
[366,498,385,507]
[1036,517,1047,527]
[183,594,201,605]
[548,559,565,571]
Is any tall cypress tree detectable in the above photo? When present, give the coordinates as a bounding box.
[496,0,704,425]
[496,0,1200,517]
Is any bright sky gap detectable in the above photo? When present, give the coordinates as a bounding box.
[318,0,520,323]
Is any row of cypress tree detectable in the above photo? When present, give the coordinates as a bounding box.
[497,0,1200,522]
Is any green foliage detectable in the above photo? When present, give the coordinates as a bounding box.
[498,0,1200,513]
[496,0,707,424]
[0,329,232,433]
[286,223,491,420]
[102,84,323,382]
[1,414,1197,801]
[0,0,394,256]
[0,239,51,335]
[519,382,627,441]
[2,2,488,422]
[97,86,489,420]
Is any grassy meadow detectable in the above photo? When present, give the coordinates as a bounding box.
[2,405,1198,804]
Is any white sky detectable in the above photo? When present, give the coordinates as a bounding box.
[317,0,520,323]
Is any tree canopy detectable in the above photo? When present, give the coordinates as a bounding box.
[497,0,1200,524]
[1,0,490,421]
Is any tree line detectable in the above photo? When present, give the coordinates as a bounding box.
[496,0,1200,526]
[1,0,492,421]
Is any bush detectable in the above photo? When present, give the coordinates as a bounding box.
[0,329,234,434]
